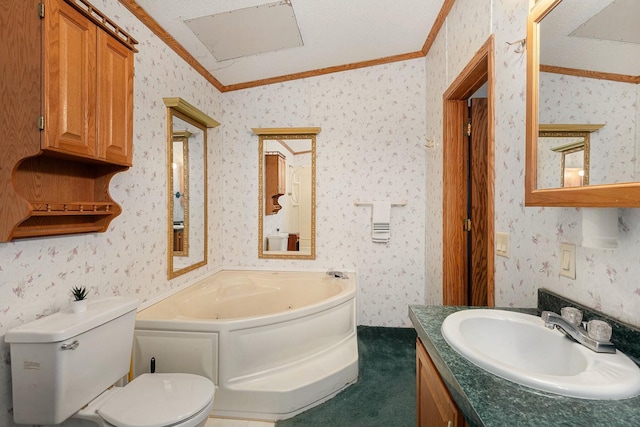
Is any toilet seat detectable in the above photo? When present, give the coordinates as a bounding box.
[98,373,215,427]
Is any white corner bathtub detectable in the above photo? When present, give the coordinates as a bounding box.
[132,270,358,421]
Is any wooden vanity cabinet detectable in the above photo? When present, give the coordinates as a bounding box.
[416,339,465,427]
[264,152,286,215]
[0,0,137,242]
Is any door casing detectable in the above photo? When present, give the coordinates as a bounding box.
[442,36,495,306]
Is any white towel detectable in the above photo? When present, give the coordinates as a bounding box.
[371,201,391,243]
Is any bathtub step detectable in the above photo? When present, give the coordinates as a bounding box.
[213,335,358,419]
[229,336,358,392]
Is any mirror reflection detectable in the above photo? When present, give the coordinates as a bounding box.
[536,125,603,189]
[172,130,190,256]
[254,128,320,260]
[526,0,640,206]
[170,114,206,275]
[562,148,586,188]
[164,97,219,279]
[538,0,639,186]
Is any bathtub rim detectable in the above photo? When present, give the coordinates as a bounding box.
[136,268,357,327]
[138,267,357,313]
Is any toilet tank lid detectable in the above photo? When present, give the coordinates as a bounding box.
[5,297,139,344]
[267,232,289,238]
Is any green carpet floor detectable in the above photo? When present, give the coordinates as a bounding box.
[276,326,417,427]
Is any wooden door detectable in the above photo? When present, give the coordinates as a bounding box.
[469,98,489,306]
[97,30,134,165]
[43,0,96,158]
[442,37,495,307]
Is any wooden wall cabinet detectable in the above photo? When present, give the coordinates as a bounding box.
[0,0,137,242]
[416,339,465,427]
[264,152,286,215]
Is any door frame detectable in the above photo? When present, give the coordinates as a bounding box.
[442,36,495,306]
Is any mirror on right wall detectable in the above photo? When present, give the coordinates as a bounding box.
[526,0,640,207]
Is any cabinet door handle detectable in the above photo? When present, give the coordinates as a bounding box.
[447,421,452,427]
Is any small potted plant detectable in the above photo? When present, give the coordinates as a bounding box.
[71,286,89,313]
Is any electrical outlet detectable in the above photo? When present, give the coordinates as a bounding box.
[496,232,509,258]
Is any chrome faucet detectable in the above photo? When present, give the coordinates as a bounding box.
[541,310,615,354]
[326,269,348,279]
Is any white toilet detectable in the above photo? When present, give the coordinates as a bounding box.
[267,231,289,251]
[5,297,215,427]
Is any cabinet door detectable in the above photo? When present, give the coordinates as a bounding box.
[97,30,134,166]
[43,0,97,158]
[417,339,465,427]
[277,154,286,194]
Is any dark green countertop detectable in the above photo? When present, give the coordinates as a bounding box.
[409,305,640,427]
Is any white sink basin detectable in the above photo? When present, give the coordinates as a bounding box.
[441,309,640,399]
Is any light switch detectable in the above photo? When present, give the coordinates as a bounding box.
[562,250,571,269]
[496,232,509,258]
[559,243,576,279]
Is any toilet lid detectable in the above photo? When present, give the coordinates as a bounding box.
[98,373,215,427]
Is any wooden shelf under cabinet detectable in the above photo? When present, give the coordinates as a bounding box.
[5,155,127,240]
[30,202,115,215]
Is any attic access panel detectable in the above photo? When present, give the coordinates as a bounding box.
[185,1,304,61]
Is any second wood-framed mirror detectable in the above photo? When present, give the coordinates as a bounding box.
[253,127,320,260]
[525,0,640,207]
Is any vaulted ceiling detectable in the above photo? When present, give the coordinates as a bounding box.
[118,0,451,92]
[118,0,640,93]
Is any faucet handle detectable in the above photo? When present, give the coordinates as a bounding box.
[587,319,613,343]
[560,307,583,327]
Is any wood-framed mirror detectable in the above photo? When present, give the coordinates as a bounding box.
[525,0,640,207]
[537,124,604,189]
[164,97,219,279]
[253,127,320,260]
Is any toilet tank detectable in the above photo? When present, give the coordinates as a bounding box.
[5,296,139,425]
[267,232,289,251]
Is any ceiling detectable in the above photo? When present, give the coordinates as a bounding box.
[119,0,639,92]
[539,0,640,77]
[121,0,448,91]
